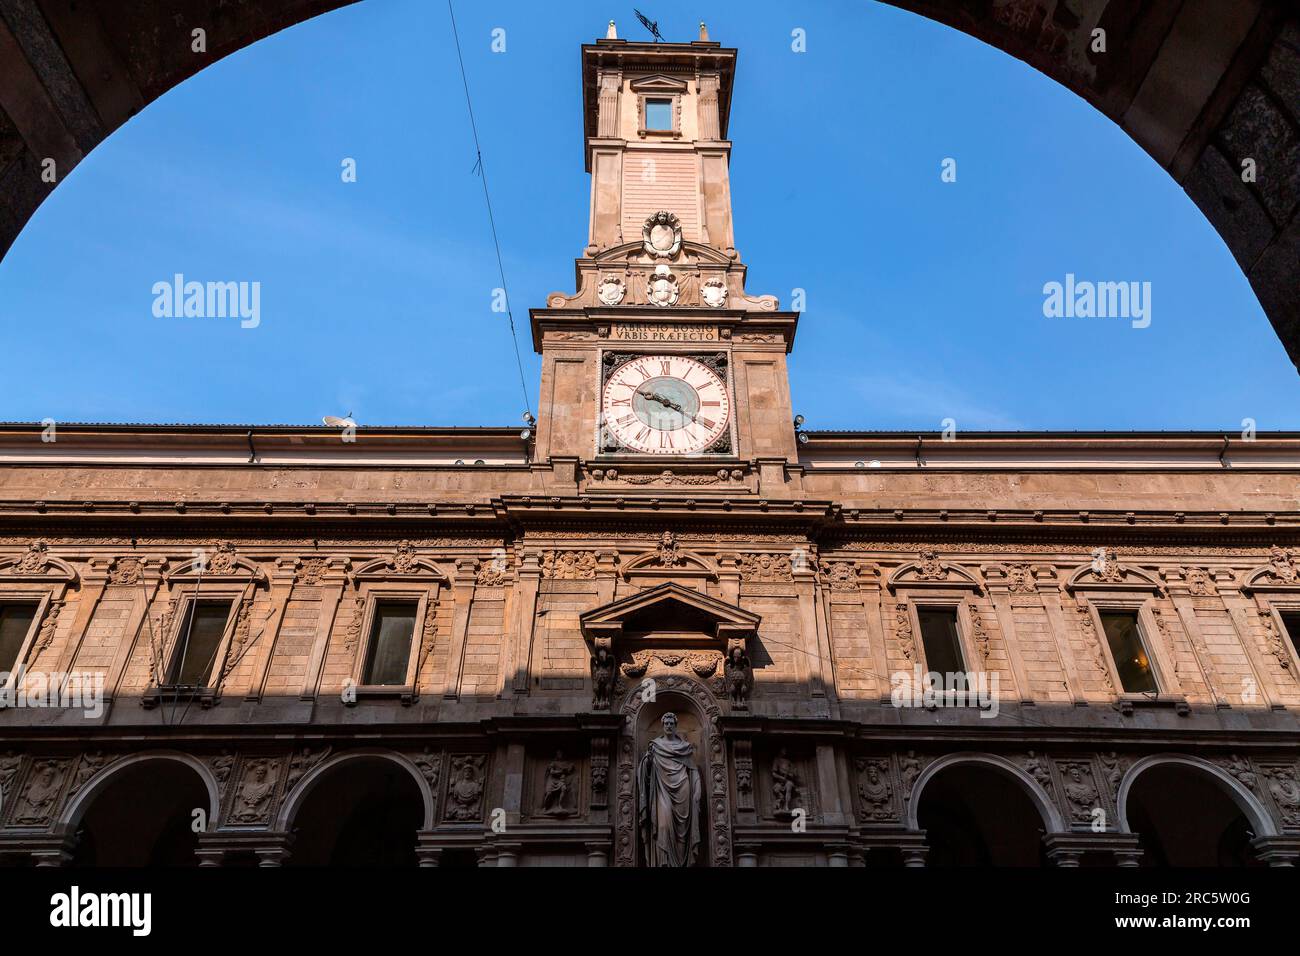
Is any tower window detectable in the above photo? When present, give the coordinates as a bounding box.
[916,607,965,674]
[0,603,38,674]
[166,601,232,687]
[363,601,418,686]
[1098,610,1158,694]
[645,98,672,131]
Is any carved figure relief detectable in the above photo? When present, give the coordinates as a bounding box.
[738,552,792,582]
[446,755,486,821]
[1060,762,1100,822]
[770,748,801,817]
[540,750,577,817]
[590,642,615,710]
[856,758,894,821]
[230,758,278,824]
[10,759,65,826]
[723,644,752,710]
[541,550,598,580]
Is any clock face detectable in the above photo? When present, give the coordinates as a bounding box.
[601,354,730,455]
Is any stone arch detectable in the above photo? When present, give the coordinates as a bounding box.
[1117,753,1277,838]
[906,752,1066,833]
[614,675,732,867]
[275,749,434,831]
[1,4,1295,364]
[58,751,219,829]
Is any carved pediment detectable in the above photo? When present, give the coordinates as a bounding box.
[628,73,689,93]
[887,550,981,592]
[580,581,760,647]
[0,541,77,583]
[621,532,716,582]
[1065,550,1161,593]
[166,541,263,583]
[1242,547,1300,593]
[352,541,449,582]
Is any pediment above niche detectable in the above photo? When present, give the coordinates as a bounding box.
[581,581,760,648]
[629,73,689,93]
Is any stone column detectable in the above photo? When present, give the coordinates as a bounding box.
[443,558,479,699]
[793,564,826,698]
[415,832,443,867]
[898,832,928,868]
[979,566,1035,703]
[585,842,609,867]
[734,844,760,867]
[246,557,298,700]
[103,557,167,701]
[511,552,542,696]
[495,843,521,867]
[827,845,850,867]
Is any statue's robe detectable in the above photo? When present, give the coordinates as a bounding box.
[637,735,702,867]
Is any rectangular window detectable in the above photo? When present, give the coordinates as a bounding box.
[916,607,965,674]
[0,604,38,674]
[166,601,231,687]
[362,601,418,686]
[1280,612,1300,658]
[645,98,672,131]
[1098,610,1158,694]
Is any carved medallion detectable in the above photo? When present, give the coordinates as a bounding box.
[646,264,680,308]
[701,276,728,308]
[597,275,626,306]
[642,211,682,259]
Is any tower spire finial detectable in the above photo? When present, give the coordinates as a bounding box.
[699,22,709,41]
[606,20,617,40]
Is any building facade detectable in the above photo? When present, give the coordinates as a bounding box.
[1,26,1299,867]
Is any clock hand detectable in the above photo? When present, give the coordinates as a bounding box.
[636,388,702,424]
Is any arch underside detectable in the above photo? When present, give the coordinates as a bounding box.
[0,0,1295,369]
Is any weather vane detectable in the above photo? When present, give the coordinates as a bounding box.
[634,8,665,42]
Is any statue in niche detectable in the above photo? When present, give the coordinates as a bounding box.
[771,748,800,816]
[540,750,576,817]
[637,712,702,867]
[723,644,752,710]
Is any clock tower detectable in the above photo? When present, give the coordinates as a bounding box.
[531,22,801,487]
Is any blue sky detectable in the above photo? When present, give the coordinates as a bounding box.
[1,0,1295,431]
